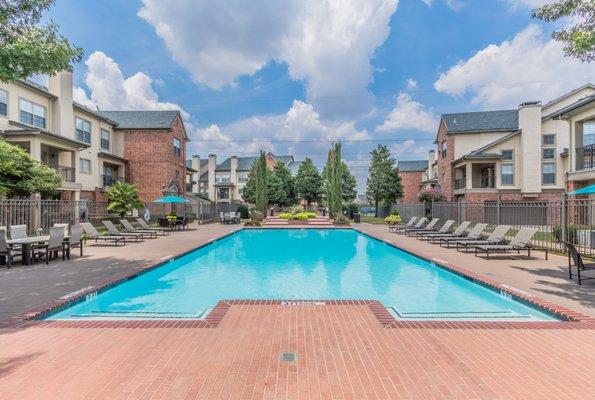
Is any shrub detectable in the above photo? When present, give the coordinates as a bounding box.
[237,205,249,219]
[304,212,316,219]
[384,214,402,225]
[390,209,400,216]
[552,224,579,242]
[278,212,292,219]
[291,212,309,220]
[334,215,350,225]
[418,187,446,202]
[250,210,264,222]
[278,211,316,220]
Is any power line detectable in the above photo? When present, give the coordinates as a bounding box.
[194,138,434,143]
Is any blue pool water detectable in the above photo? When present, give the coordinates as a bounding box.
[49,229,557,321]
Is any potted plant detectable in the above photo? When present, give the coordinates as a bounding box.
[384,214,402,226]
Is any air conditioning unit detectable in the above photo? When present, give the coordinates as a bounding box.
[577,230,595,248]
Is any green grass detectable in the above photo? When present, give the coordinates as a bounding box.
[361,216,386,225]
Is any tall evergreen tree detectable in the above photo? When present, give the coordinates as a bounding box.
[270,161,296,207]
[295,157,323,208]
[241,160,258,204]
[324,142,343,218]
[254,151,268,213]
[365,145,403,217]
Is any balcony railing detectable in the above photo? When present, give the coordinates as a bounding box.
[102,175,125,187]
[576,144,595,171]
[55,166,75,182]
[454,178,466,190]
[186,183,193,193]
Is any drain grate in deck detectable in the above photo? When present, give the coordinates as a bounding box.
[280,352,297,362]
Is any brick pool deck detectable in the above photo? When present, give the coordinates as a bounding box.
[0,223,594,399]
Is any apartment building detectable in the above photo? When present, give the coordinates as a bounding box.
[397,160,428,203]
[187,153,301,203]
[0,72,126,201]
[432,84,595,201]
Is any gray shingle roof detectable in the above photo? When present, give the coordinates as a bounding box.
[98,110,180,129]
[442,110,518,133]
[397,160,427,172]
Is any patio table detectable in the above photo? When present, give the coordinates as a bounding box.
[7,236,70,265]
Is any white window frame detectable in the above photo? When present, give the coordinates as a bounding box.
[542,134,556,146]
[79,158,92,174]
[500,163,514,186]
[19,98,46,128]
[542,162,556,185]
[100,128,110,150]
[76,117,92,144]
[0,89,7,117]
[173,137,181,156]
[542,148,555,160]
[501,150,514,161]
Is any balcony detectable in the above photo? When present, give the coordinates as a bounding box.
[454,178,466,190]
[102,175,125,187]
[54,166,75,182]
[576,144,595,171]
[186,183,193,193]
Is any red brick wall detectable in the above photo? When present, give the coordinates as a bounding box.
[435,119,454,200]
[400,171,423,203]
[121,115,187,203]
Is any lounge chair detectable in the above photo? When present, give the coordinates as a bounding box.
[31,227,66,264]
[427,221,471,243]
[389,217,417,233]
[439,223,487,247]
[405,218,439,237]
[81,222,126,246]
[102,221,144,242]
[394,217,427,234]
[135,218,170,235]
[475,227,546,259]
[0,230,20,267]
[119,220,158,238]
[455,225,511,252]
[67,225,84,258]
[9,224,27,240]
[53,223,69,236]
[416,220,455,240]
[564,241,595,285]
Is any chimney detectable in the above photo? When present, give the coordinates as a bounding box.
[48,71,74,138]
[192,154,200,170]
[230,156,238,201]
[518,101,542,194]
[428,150,436,178]
[208,154,217,201]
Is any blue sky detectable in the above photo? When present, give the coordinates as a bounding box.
[45,0,594,191]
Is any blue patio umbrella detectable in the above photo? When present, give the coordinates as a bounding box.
[567,184,595,196]
[153,195,189,203]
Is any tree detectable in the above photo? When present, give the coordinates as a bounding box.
[365,145,403,217]
[323,156,357,203]
[0,140,61,197]
[270,161,296,207]
[106,181,142,218]
[295,157,323,208]
[0,0,83,82]
[254,151,268,213]
[532,0,595,62]
[241,161,258,204]
[323,142,343,218]
[418,187,446,203]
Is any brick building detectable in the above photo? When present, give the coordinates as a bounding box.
[397,160,428,203]
[99,111,188,203]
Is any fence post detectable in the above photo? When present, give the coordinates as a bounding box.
[496,195,501,225]
[31,194,41,233]
[561,194,568,252]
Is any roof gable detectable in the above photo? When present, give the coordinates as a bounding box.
[442,110,518,133]
[98,110,180,130]
[397,160,427,172]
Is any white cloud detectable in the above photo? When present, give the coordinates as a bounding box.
[391,139,429,157]
[138,0,398,118]
[434,24,595,109]
[75,51,187,117]
[406,79,418,90]
[503,0,548,10]
[420,0,465,10]
[376,92,437,133]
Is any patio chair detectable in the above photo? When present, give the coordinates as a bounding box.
[31,227,66,264]
[564,241,595,285]
[415,220,455,240]
[395,217,427,234]
[135,218,170,235]
[219,212,227,224]
[427,221,471,243]
[67,226,83,258]
[439,223,487,248]
[388,217,417,233]
[53,223,69,236]
[81,223,126,246]
[102,221,144,242]
[175,216,188,230]
[405,218,440,236]
[0,230,20,267]
[455,225,511,252]
[119,220,158,238]
[475,227,545,259]
[9,225,27,240]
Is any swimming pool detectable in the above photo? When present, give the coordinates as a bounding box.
[48,229,558,321]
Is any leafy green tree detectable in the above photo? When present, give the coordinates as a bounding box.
[270,161,296,207]
[323,152,357,203]
[532,0,595,62]
[106,181,142,217]
[0,0,83,82]
[295,157,323,208]
[0,140,61,197]
[241,161,258,204]
[365,145,403,217]
[324,142,343,218]
[254,151,268,213]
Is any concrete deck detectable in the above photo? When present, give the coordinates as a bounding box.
[0,223,594,399]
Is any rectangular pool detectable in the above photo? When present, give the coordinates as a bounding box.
[48,229,558,321]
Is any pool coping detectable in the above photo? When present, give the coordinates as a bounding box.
[1,227,593,330]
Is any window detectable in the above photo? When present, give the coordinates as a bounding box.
[441,141,447,158]
[500,164,514,185]
[100,129,110,150]
[217,187,230,199]
[542,134,556,146]
[501,150,514,161]
[79,158,91,174]
[173,138,181,156]
[238,172,247,183]
[542,162,556,184]
[20,99,46,128]
[76,117,91,143]
[542,148,555,159]
[216,173,230,183]
[0,89,7,116]
[584,121,595,147]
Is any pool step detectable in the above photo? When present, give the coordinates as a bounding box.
[69,309,209,319]
[388,307,532,320]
